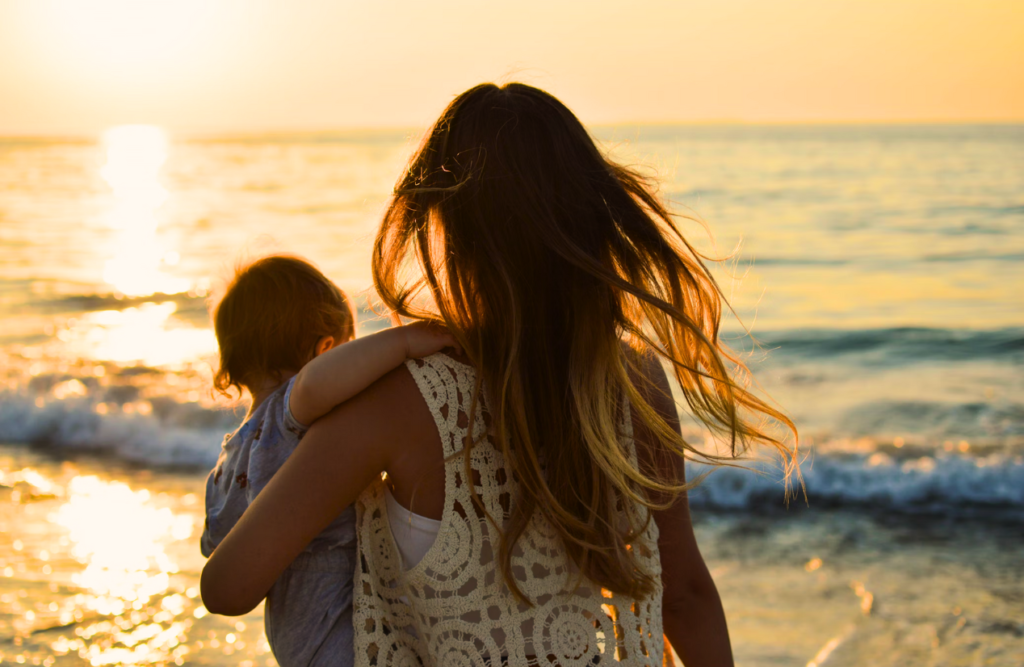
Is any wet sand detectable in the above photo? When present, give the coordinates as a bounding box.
[0,444,276,666]
[1,442,1022,666]
[699,510,1024,666]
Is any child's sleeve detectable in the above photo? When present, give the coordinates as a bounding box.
[283,376,311,436]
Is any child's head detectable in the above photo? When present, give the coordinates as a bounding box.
[212,255,354,396]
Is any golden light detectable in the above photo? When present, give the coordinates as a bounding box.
[101,125,190,297]
[59,302,217,367]
[46,125,221,368]
[22,0,224,80]
[102,125,168,217]
[48,474,195,665]
[55,475,193,604]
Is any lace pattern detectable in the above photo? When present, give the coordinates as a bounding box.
[354,353,663,666]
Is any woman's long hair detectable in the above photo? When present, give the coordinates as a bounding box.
[373,83,797,602]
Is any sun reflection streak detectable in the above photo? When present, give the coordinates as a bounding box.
[59,302,217,366]
[0,451,284,666]
[54,476,193,609]
[101,125,189,297]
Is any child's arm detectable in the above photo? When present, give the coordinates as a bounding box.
[288,322,456,426]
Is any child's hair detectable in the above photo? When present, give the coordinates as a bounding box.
[212,255,355,396]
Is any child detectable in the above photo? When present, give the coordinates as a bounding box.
[200,255,454,666]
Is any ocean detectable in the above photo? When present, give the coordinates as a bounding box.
[1,124,1021,665]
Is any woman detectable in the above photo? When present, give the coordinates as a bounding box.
[202,83,797,666]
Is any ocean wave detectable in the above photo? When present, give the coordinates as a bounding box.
[728,257,851,267]
[836,399,1024,439]
[37,291,203,313]
[921,250,1024,263]
[14,288,385,327]
[746,327,1024,362]
[0,393,235,469]
[688,452,1024,514]
[720,250,1024,266]
[2,392,1022,515]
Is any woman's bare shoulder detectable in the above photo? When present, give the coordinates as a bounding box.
[309,361,447,519]
[621,342,674,414]
[620,342,684,492]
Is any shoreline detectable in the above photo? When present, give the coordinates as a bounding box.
[2,443,1022,665]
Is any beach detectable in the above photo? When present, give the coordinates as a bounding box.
[0,444,274,666]
[3,443,1021,666]
[1,123,1022,665]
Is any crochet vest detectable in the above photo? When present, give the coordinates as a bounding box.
[354,353,664,666]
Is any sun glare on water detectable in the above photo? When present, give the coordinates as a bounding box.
[60,303,217,367]
[55,476,193,609]
[50,125,221,367]
[6,469,206,664]
[101,125,189,298]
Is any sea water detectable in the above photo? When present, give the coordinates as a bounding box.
[1,124,1021,665]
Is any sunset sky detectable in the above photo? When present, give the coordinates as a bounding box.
[1,0,1021,135]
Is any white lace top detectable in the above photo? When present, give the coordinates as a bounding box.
[354,353,664,666]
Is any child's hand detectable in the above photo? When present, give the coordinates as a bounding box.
[399,321,459,359]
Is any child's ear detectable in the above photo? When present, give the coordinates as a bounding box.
[314,336,336,357]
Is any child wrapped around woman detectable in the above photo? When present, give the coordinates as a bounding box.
[200,255,454,666]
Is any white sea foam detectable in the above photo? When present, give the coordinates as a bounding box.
[2,392,1023,514]
[688,451,1024,513]
[0,394,230,469]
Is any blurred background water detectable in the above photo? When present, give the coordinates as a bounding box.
[1,124,1022,665]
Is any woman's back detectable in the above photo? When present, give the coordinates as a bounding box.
[202,82,795,667]
[356,353,663,666]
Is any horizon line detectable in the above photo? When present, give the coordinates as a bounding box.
[2,118,1022,142]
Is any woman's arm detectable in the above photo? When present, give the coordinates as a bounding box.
[656,483,733,667]
[201,365,429,616]
[288,322,454,426]
[630,350,734,667]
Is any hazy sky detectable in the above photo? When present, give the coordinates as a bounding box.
[1,0,1021,134]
